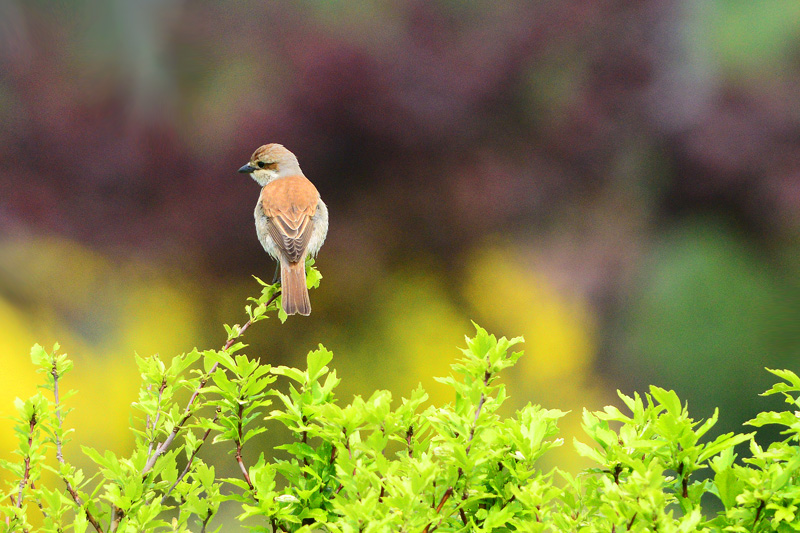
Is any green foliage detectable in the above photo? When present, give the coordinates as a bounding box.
[2,266,800,532]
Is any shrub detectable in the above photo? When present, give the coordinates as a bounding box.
[2,269,800,532]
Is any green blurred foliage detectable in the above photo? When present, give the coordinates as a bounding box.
[709,0,800,76]
[615,220,799,436]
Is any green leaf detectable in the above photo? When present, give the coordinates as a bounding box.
[746,411,799,428]
[306,259,322,289]
[649,386,683,417]
[764,368,800,393]
[30,344,49,367]
[278,303,288,324]
[271,366,306,384]
[573,438,606,464]
[306,345,334,383]
[698,432,753,463]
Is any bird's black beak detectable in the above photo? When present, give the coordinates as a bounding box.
[238,164,257,174]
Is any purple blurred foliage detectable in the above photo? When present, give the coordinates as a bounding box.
[0,0,797,279]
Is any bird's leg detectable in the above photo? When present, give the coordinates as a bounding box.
[271,260,281,285]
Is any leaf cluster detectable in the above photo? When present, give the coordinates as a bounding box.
[3,265,800,531]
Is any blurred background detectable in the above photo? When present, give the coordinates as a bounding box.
[0,0,799,517]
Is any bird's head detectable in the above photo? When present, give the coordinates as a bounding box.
[238,143,302,186]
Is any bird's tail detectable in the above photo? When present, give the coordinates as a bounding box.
[280,256,311,316]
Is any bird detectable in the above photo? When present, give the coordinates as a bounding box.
[238,144,328,316]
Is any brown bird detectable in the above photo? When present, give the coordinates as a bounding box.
[238,144,328,316]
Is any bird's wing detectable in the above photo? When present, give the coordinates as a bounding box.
[260,175,319,263]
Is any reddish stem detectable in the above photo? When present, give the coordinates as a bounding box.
[141,292,280,476]
[235,402,254,491]
[52,363,104,533]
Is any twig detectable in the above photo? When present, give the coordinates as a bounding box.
[17,415,36,507]
[754,499,765,527]
[334,431,354,495]
[424,486,454,533]
[464,369,490,455]
[301,416,309,467]
[147,379,168,457]
[141,292,280,476]
[144,384,153,433]
[161,410,220,505]
[30,482,47,520]
[423,358,493,533]
[235,402,254,491]
[200,510,213,533]
[52,362,104,533]
[109,506,124,532]
[435,487,454,514]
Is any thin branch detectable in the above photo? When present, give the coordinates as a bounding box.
[754,499,765,527]
[141,372,213,476]
[235,402,254,491]
[200,510,213,533]
[459,492,468,525]
[334,431,354,495]
[147,379,168,457]
[161,410,220,505]
[52,362,104,533]
[17,414,36,507]
[301,416,309,467]
[465,369,490,455]
[144,384,153,433]
[423,359,493,533]
[109,506,124,532]
[30,482,48,521]
[435,487,454,513]
[141,292,280,476]
[423,486,454,533]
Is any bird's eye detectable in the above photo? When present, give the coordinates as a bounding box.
[257,161,266,168]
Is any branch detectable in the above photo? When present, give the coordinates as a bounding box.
[141,292,280,476]
[17,414,36,508]
[754,499,765,527]
[465,369,490,455]
[144,384,152,434]
[301,416,309,467]
[30,482,48,519]
[423,486,454,533]
[334,431,354,495]
[435,487,454,514]
[109,506,124,532]
[160,410,220,505]
[423,359,493,533]
[52,364,104,533]
[199,511,213,533]
[235,402,254,491]
[147,379,168,457]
